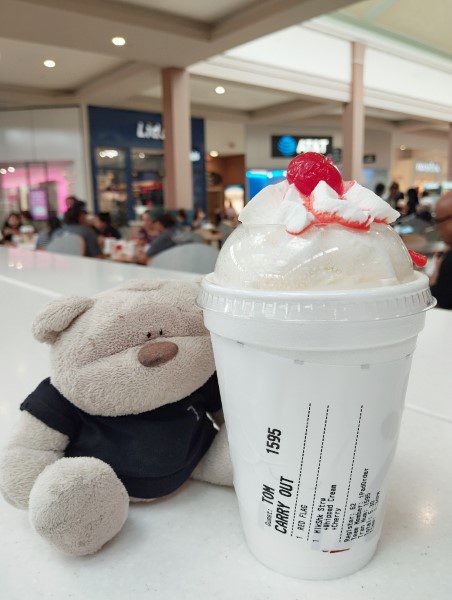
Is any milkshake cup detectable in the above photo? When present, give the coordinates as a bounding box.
[198,153,435,579]
[199,273,433,579]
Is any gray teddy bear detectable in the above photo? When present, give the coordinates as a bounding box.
[0,279,232,555]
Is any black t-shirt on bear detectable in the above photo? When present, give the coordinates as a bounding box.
[21,374,222,498]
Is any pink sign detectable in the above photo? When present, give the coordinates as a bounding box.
[29,189,49,220]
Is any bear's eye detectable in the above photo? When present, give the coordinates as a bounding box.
[146,332,152,339]
[159,329,163,336]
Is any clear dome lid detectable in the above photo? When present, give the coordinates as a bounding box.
[213,223,416,292]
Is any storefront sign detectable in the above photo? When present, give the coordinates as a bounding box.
[136,121,165,140]
[271,135,333,157]
[415,161,441,174]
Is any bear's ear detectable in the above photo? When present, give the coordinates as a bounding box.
[32,296,94,344]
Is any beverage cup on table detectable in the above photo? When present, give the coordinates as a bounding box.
[103,237,116,255]
[198,153,435,580]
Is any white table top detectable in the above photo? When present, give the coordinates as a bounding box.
[0,247,451,599]
[0,247,198,297]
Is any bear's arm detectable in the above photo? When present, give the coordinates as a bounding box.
[0,412,68,510]
[191,426,232,487]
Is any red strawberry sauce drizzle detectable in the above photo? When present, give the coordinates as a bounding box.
[408,249,427,267]
[284,153,390,235]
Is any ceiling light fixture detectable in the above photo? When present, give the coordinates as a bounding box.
[43,59,56,68]
[99,149,119,159]
[215,86,225,95]
[400,145,406,150]
[209,150,219,157]
[7,166,15,173]
[138,152,145,159]
[112,36,126,46]
[0,168,6,174]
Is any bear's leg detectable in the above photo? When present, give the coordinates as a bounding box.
[191,426,233,487]
[29,457,129,556]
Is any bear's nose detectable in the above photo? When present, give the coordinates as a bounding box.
[138,341,178,367]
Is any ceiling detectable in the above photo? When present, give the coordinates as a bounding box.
[144,77,299,111]
[0,0,355,119]
[0,0,448,138]
[336,0,452,57]
[114,0,257,23]
[0,37,122,90]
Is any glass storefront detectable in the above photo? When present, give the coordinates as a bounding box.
[0,161,75,219]
[131,148,164,215]
[89,106,206,223]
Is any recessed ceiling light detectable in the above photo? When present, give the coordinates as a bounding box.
[99,149,119,158]
[209,150,219,157]
[400,145,406,150]
[0,168,6,174]
[43,59,56,68]
[112,36,126,46]
[138,152,145,159]
[7,166,15,173]
[215,86,225,95]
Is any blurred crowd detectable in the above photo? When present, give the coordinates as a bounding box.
[1,187,450,309]
[374,181,451,309]
[374,181,434,230]
[0,196,238,265]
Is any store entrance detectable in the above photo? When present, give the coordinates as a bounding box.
[94,147,128,225]
[94,146,165,224]
[131,148,164,216]
[0,161,74,221]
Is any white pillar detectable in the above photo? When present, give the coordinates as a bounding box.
[161,68,193,210]
[342,42,365,182]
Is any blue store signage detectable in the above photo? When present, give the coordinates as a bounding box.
[272,135,333,158]
[88,106,206,215]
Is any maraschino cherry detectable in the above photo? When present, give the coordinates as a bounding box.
[287,152,343,197]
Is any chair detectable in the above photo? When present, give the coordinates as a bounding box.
[150,243,219,274]
[47,232,85,256]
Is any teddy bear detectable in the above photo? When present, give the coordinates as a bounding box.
[0,279,232,556]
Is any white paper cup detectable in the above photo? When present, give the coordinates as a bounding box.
[198,273,435,579]
[103,237,116,255]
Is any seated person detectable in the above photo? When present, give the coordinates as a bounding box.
[191,207,208,230]
[394,200,432,235]
[92,212,121,239]
[35,215,62,250]
[58,205,102,258]
[430,192,452,309]
[176,209,190,228]
[65,195,86,211]
[136,213,177,264]
[223,200,238,224]
[374,182,385,198]
[136,210,157,245]
[1,212,22,243]
[20,210,36,232]
[417,195,433,223]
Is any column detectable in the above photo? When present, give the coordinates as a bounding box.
[161,68,193,210]
[448,123,452,180]
[342,42,365,182]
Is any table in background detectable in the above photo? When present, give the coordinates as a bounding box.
[0,247,451,600]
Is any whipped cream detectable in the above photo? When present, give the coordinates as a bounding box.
[239,179,400,234]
